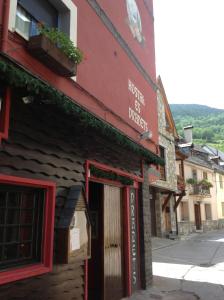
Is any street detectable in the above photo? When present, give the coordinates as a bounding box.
[127,229,224,300]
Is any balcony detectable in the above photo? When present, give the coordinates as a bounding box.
[188,184,211,197]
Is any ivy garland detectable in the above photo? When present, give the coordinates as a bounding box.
[90,165,134,185]
[0,60,164,166]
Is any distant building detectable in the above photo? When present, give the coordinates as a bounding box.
[176,127,224,235]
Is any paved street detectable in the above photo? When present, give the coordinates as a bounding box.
[126,229,224,300]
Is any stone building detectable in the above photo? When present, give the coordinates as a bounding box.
[150,77,180,238]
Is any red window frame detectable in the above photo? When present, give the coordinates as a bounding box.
[0,87,11,143]
[0,174,56,285]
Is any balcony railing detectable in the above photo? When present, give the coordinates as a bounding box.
[189,184,211,196]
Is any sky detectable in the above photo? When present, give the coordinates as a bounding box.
[153,0,224,109]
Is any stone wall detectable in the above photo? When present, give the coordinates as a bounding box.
[154,90,177,192]
[140,164,152,288]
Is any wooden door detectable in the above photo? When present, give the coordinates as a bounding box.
[194,204,201,230]
[103,185,123,300]
[165,206,171,233]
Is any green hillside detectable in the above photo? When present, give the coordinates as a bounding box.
[170,104,224,152]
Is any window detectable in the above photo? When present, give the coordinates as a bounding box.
[192,169,197,180]
[0,86,11,143]
[205,204,212,220]
[222,202,224,217]
[15,0,58,40]
[180,202,189,221]
[219,175,223,189]
[9,0,77,43]
[203,172,208,180]
[0,174,55,285]
[159,146,166,181]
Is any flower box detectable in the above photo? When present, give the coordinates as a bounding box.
[27,34,77,77]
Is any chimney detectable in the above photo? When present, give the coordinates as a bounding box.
[183,125,193,143]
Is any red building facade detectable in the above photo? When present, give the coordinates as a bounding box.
[0,1,161,299]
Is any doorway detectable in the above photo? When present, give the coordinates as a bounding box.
[88,182,124,300]
[194,203,201,230]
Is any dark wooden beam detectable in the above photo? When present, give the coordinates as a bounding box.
[162,192,172,212]
[174,191,185,211]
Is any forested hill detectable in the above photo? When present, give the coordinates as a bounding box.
[170,104,224,151]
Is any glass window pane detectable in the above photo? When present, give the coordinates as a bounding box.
[5,227,19,243]
[7,210,20,224]
[21,192,34,209]
[0,210,5,224]
[19,243,31,259]
[15,5,31,39]
[20,227,32,242]
[20,210,33,225]
[0,192,6,207]
[4,244,18,261]
[0,227,4,243]
[8,193,20,207]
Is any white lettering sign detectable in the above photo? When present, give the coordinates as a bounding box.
[128,79,148,131]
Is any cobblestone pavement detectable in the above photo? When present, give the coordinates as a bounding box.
[123,229,224,300]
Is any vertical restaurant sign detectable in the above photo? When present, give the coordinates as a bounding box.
[129,188,139,291]
[128,79,148,131]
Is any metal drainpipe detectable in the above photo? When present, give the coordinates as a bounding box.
[1,0,10,52]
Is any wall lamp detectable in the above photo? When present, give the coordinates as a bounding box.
[140,130,153,140]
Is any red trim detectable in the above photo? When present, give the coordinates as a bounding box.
[87,160,144,183]
[90,176,124,188]
[0,87,11,142]
[1,0,10,52]
[0,174,56,285]
[124,187,132,296]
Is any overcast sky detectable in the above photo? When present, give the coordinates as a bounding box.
[153,0,224,109]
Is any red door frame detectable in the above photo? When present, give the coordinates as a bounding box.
[0,86,11,143]
[84,160,143,300]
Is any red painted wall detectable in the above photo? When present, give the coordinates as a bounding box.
[1,0,158,151]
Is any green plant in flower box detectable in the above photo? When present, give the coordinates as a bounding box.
[37,24,83,64]
[198,179,213,188]
[186,178,198,185]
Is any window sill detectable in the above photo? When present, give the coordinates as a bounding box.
[0,264,51,285]
[14,28,29,41]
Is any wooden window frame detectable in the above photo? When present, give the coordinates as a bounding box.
[0,87,11,143]
[0,174,56,285]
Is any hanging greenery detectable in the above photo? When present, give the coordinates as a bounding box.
[0,60,164,166]
[90,165,134,185]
